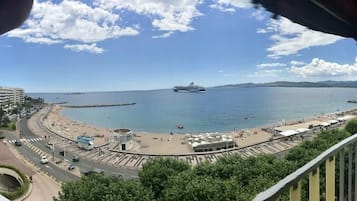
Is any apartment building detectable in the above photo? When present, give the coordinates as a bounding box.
[0,87,24,108]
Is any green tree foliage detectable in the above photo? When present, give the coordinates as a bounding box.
[345,118,357,134]
[55,174,152,201]
[0,116,10,127]
[285,129,351,168]
[11,123,16,130]
[0,107,4,122]
[139,157,190,199]
[11,107,19,115]
[165,172,242,201]
[187,155,295,200]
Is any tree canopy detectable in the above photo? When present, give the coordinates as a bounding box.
[55,174,152,201]
[345,118,357,135]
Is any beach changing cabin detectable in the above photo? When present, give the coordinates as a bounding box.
[77,136,94,151]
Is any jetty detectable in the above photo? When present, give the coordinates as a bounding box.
[62,102,136,108]
[53,101,68,105]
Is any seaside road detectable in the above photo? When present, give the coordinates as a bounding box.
[3,132,79,183]
[19,119,139,179]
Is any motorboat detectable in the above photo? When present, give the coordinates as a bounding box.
[176,124,184,129]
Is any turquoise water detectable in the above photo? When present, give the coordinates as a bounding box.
[29,87,357,133]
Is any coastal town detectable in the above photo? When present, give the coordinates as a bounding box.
[2,0,357,200]
[2,85,357,201]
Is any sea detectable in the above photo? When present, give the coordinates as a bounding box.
[28,87,357,133]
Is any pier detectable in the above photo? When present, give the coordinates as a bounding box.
[62,102,136,108]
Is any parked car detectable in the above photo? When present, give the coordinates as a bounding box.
[72,155,80,162]
[14,140,22,146]
[40,156,49,164]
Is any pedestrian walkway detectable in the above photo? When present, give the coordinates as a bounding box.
[7,137,43,144]
[25,173,60,201]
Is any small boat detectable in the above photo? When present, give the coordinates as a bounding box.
[173,82,205,92]
[176,124,184,129]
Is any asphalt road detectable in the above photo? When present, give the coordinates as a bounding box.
[4,131,79,182]
[4,118,139,183]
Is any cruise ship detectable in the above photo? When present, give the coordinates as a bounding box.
[173,82,205,92]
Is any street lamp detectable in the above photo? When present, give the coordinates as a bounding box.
[52,144,55,162]
[62,139,66,161]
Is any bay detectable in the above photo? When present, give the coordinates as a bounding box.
[29,87,357,133]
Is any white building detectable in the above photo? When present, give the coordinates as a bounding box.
[186,133,235,152]
[0,87,24,109]
[111,128,134,151]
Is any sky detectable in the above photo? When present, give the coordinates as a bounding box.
[1,0,357,92]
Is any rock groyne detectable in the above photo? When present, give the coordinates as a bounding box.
[62,102,136,108]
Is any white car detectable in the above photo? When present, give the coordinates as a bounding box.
[40,156,49,164]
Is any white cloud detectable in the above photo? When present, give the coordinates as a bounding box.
[6,0,139,52]
[257,62,286,68]
[212,0,252,9]
[64,43,104,54]
[251,9,266,21]
[152,31,174,39]
[291,57,357,78]
[210,0,252,13]
[94,0,203,34]
[290,60,306,66]
[260,17,342,59]
[256,28,267,34]
[209,4,235,12]
[218,70,224,73]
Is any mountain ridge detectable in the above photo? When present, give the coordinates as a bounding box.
[215,81,357,88]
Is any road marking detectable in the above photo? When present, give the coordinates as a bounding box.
[8,137,43,143]
[44,165,52,169]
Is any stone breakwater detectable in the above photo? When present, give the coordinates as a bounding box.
[62,102,136,108]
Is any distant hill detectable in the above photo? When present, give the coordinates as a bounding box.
[216,81,357,88]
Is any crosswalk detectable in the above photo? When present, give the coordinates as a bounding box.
[8,137,43,144]
[24,142,49,158]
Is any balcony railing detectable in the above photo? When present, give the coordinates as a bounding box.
[253,133,357,201]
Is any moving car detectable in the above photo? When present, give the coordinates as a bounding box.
[40,156,49,164]
[68,163,75,170]
[45,143,53,149]
[72,155,80,162]
[14,140,22,146]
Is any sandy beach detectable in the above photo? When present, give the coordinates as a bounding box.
[38,104,357,155]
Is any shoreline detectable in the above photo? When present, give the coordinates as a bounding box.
[39,104,357,155]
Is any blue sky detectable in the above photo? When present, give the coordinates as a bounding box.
[1,0,357,92]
